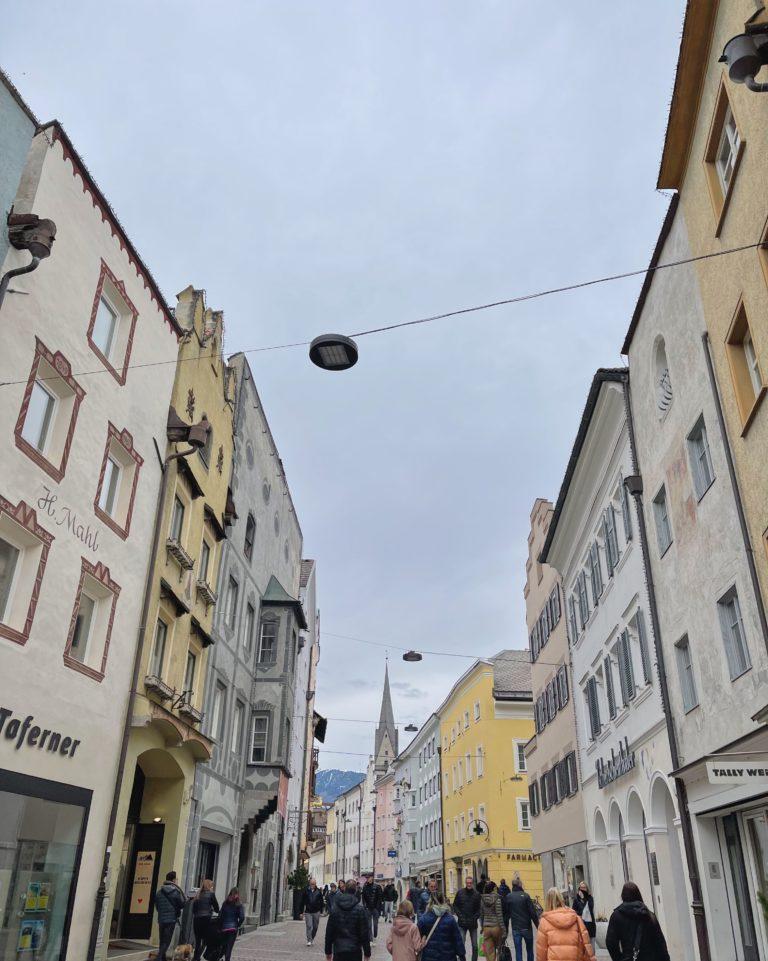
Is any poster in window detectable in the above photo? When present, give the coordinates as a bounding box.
[129,851,156,914]
[38,881,51,910]
[17,920,44,952]
[25,882,41,911]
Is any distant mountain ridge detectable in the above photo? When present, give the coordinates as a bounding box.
[316,769,365,803]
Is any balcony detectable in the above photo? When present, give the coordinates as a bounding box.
[196,579,217,608]
[166,537,194,572]
[144,674,173,701]
[178,698,203,725]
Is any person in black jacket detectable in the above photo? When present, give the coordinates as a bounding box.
[606,882,670,961]
[154,871,186,961]
[382,881,398,922]
[325,884,372,961]
[572,882,596,949]
[302,878,325,945]
[453,876,481,961]
[498,879,510,900]
[361,876,384,940]
[503,878,538,961]
[192,879,220,961]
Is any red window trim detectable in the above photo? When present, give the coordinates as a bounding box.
[14,338,86,483]
[0,496,54,647]
[63,558,121,683]
[86,259,139,385]
[93,423,144,540]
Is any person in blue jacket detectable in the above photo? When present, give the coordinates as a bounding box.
[218,888,245,961]
[417,891,466,961]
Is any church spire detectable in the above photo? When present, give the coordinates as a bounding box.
[374,662,398,770]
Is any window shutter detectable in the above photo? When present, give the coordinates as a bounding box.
[541,771,549,810]
[621,478,633,541]
[604,657,617,719]
[636,611,652,684]
[568,597,578,643]
[529,782,537,817]
[718,597,742,680]
[617,630,636,705]
[557,665,569,706]
[587,678,600,739]
[567,752,578,795]
[602,513,613,576]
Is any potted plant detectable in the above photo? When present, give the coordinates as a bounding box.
[595,914,609,948]
[287,865,310,921]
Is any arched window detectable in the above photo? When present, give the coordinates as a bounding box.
[654,339,673,414]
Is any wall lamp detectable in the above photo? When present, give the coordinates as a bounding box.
[720,23,768,92]
[0,213,57,311]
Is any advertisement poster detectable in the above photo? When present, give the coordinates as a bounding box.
[129,851,156,915]
[17,920,43,951]
[25,882,40,911]
[38,882,50,911]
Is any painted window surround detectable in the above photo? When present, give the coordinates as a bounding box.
[63,557,120,682]
[93,423,144,540]
[86,259,139,385]
[0,496,54,646]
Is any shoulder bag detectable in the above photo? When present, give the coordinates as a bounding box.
[417,913,442,960]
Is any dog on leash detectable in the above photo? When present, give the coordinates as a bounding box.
[147,947,193,961]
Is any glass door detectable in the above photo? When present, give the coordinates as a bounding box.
[723,814,759,961]
[745,810,768,960]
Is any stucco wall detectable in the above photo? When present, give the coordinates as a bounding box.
[0,77,36,267]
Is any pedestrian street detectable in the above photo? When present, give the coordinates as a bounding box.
[232,916,391,961]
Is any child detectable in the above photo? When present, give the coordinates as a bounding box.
[387,901,424,961]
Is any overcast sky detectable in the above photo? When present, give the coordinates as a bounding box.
[4,1,686,772]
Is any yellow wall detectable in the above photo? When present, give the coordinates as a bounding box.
[439,661,542,900]
[325,808,337,885]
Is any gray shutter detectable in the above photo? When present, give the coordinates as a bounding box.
[602,513,614,576]
[617,630,636,704]
[558,666,569,706]
[567,752,578,795]
[621,478,633,541]
[636,611,652,684]
[568,596,578,642]
[587,677,600,738]
[604,656,617,719]
[718,597,742,680]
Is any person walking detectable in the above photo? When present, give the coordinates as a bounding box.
[418,891,466,961]
[382,881,398,922]
[154,870,186,961]
[386,901,424,961]
[325,880,372,961]
[362,875,384,940]
[606,882,670,961]
[479,881,505,961]
[535,888,593,961]
[191,879,219,961]
[302,877,325,945]
[476,875,488,895]
[571,883,596,953]
[498,879,511,900]
[503,877,539,961]
[328,882,341,914]
[453,875,481,961]
[218,888,245,961]
[408,880,430,920]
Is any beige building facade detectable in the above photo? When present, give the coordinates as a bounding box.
[524,498,589,898]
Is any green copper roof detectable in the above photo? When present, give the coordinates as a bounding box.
[261,575,308,628]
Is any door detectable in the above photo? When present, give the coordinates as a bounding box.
[260,842,274,926]
[723,814,759,961]
[196,841,218,888]
[121,823,164,940]
[744,810,768,959]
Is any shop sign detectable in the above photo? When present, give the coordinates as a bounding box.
[129,852,156,914]
[596,737,636,789]
[706,760,768,785]
[0,706,81,757]
[388,849,397,858]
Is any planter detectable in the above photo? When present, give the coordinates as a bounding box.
[596,921,609,949]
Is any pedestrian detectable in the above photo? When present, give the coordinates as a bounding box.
[325,879,372,961]
[323,884,330,916]
[328,882,340,914]
[535,888,593,961]
[302,876,325,945]
[498,879,511,900]
[606,882,670,961]
[477,875,488,895]
[571,882,596,953]
[191,879,219,961]
[418,890,466,961]
[154,870,186,961]
[361,875,384,940]
[382,880,398,922]
[386,901,423,961]
[217,888,245,961]
[408,880,430,920]
[452,875,481,961]
[503,877,538,961]
[479,881,505,961]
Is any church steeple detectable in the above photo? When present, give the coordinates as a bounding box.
[374,662,398,771]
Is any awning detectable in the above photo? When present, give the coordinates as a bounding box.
[191,615,214,648]
[203,503,226,542]
[160,577,191,616]
[177,457,205,499]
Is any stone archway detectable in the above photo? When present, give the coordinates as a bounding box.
[648,777,693,961]
[626,789,654,907]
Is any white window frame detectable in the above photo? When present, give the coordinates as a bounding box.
[232,700,245,753]
[98,454,122,516]
[22,379,57,454]
[476,745,484,777]
[69,590,97,663]
[675,636,699,713]
[514,740,527,773]
[652,486,673,556]
[465,752,472,782]
[149,618,168,678]
[717,587,752,681]
[0,534,21,625]
[473,701,480,721]
[715,105,741,196]
[743,329,762,398]
[92,293,120,360]
[517,798,531,832]
[687,416,715,501]
[250,713,269,763]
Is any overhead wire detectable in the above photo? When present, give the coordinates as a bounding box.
[0,238,763,390]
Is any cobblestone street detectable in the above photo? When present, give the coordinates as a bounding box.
[233,917,392,961]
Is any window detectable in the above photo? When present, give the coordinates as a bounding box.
[198,413,213,468]
[245,603,255,652]
[94,424,143,538]
[199,539,211,583]
[22,380,56,453]
[476,746,484,777]
[149,619,168,678]
[603,507,620,574]
[87,261,139,383]
[64,558,121,682]
[465,752,472,781]
[654,338,673,415]
[474,701,480,721]
[576,571,590,628]
[604,655,617,720]
[635,610,653,685]
[585,677,601,740]
[567,752,578,796]
[726,301,765,428]
[517,799,530,832]
[464,710,470,730]
[616,631,636,706]
[652,486,673,556]
[170,496,185,542]
[184,649,197,693]
[715,105,741,196]
[687,416,715,500]
[0,497,53,647]
[460,814,466,840]
[557,665,569,707]
[211,681,226,740]
[620,479,633,542]
[244,513,256,561]
[515,741,527,773]
[225,576,239,627]
[259,618,278,663]
[568,596,578,644]
[250,713,269,763]
[675,636,698,712]
[717,588,751,680]
[98,455,121,517]
[0,537,20,624]
[588,542,603,605]
[528,782,539,818]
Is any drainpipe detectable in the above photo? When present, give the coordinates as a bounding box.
[436,746,447,895]
[621,375,711,961]
[0,214,56,312]
[701,333,768,651]
[86,415,210,960]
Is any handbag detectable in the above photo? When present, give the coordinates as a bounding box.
[417,914,442,960]
[499,945,513,961]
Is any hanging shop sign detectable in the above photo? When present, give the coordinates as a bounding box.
[596,737,636,789]
[706,760,768,785]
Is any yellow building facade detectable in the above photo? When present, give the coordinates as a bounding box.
[325,806,337,885]
[105,286,235,948]
[438,652,542,900]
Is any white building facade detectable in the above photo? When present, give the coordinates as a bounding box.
[0,118,178,960]
[625,198,768,961]
[541,369,693,961]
